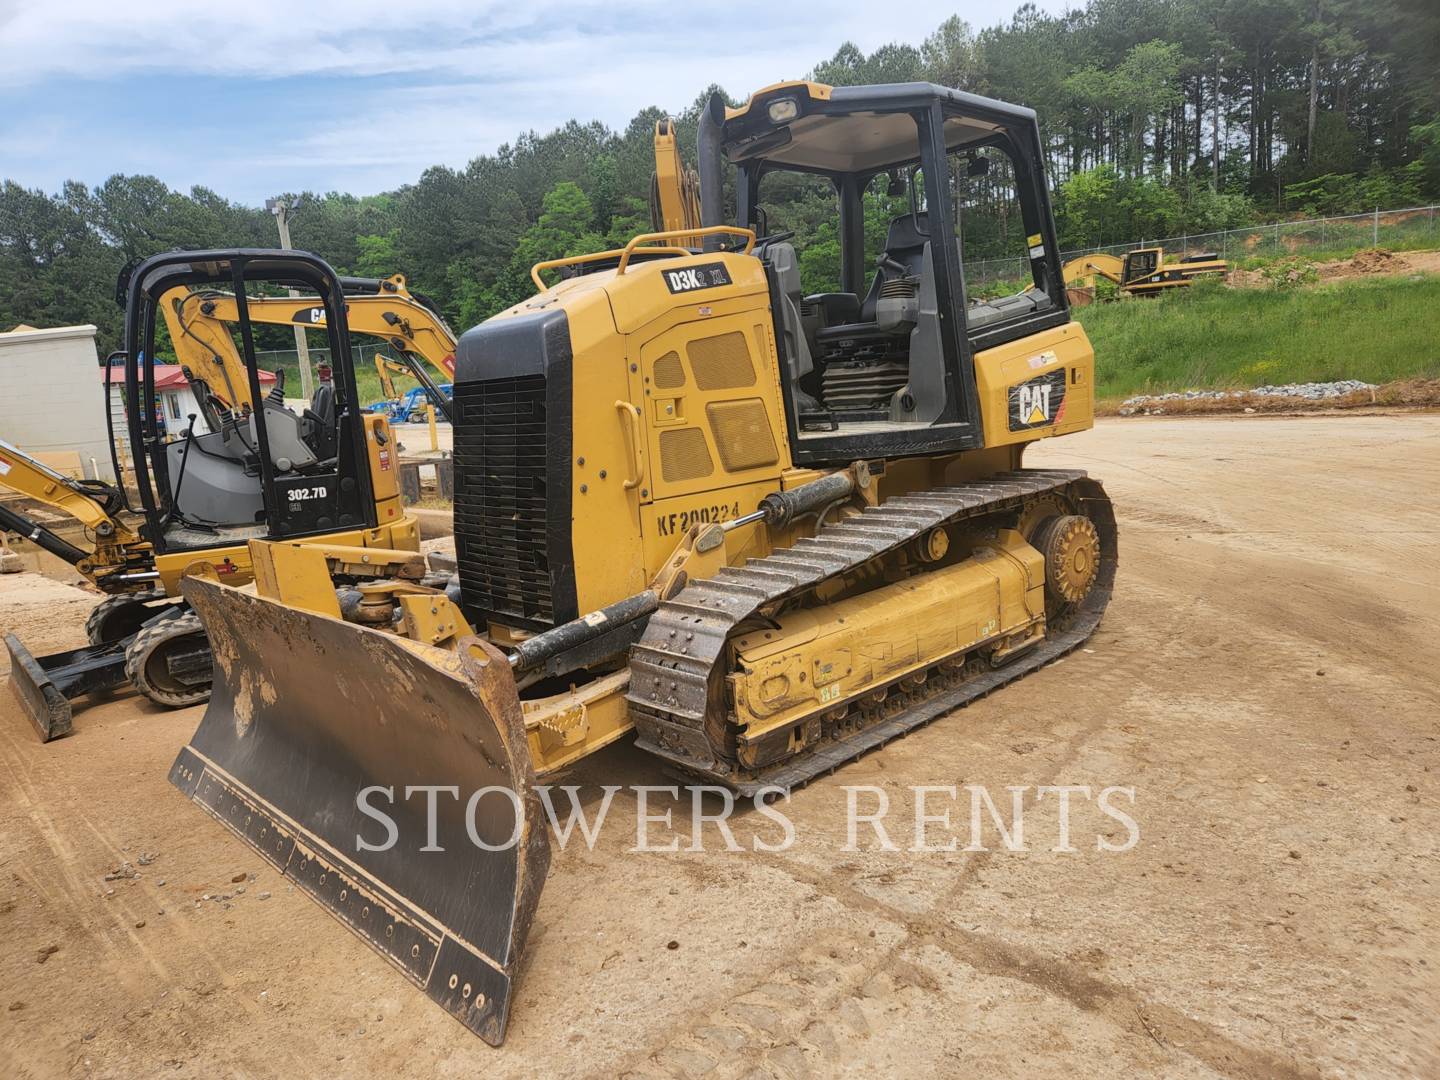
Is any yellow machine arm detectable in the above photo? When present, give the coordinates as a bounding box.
[650,118,703,244]
[1060,253,1125,288]
[0,437,146,582]
[158,288,260,413]
[374,355,408,402]
[160,274,459,413]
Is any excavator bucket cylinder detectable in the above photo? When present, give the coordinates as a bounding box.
[167,576,549,1045]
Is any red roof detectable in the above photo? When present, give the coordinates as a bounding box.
[103,364,277,389]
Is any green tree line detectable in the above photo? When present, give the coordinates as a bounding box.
[3,0,1437,351]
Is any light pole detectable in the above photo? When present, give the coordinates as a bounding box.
[265,196,315,400]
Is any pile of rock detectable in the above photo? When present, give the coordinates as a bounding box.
[1118,380,1374,416]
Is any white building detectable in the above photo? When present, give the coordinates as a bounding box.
[0,324,115,481]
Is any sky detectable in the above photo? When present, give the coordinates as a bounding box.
[1,0,1066,206]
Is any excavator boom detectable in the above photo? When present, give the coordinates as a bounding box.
[0,437,146,583]
[650,118,703,244]
[160,273,458,419]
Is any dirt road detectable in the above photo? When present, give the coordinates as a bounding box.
[2,414,1437,1078]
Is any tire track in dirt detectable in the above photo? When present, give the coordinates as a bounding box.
[0,708,314,1076]
[604,633,1324,1080]
[606,649,1326,1079]
[0,721,168,994]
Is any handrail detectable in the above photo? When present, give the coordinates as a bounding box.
[615,226,756,275]
[528,226,760,291]
[614,401,645,491]
[529,246,692,290]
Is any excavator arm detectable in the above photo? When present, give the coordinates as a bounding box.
[374,355,405,402]
[650,118,703,244]
[0,437,149,585]
[164,273,458,420]
[1060,253,1125,288]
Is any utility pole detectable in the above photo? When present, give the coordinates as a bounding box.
[265,197,314,400]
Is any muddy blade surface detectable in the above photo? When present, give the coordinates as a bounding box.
[169,577,549,1045]
[5,632,88,742]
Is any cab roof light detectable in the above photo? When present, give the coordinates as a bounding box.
[767,97,799,124]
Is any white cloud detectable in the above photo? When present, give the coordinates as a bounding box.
[0,0,1042,87]
[0,0,1067,200]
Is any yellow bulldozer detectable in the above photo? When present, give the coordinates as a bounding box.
[1,263,468,738]
[164,81,1118,1044]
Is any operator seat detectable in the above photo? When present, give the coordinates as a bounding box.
[309,382,335,429]
[249,399,319,474]
[303,382,338,459]
[765,242,820,410]
[814,212,932,344]
[859,211,931,322]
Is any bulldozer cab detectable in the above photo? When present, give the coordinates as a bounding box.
[121,250,380,552]
[701,82,1070,465]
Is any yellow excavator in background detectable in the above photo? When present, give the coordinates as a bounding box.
[372,354,410,403]
[1060,246,1228,303]
[650,116,703,243]
[167,81,1119,1045]
[3,258,432,740]
[164,272,458,421]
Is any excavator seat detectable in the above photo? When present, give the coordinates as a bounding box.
[302,382,338,460]
[248,400,319,474]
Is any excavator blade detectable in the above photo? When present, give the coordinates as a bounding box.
[6,633,75,741]
[168,576,549,1046]
[5,633,130,742]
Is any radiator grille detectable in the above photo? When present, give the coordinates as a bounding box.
[652,351,685,389]
[453,374,555,624]
[706,399,778,472]
[687,332,755,390]
[659,427,714,482]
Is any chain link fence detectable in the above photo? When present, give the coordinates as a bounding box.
[255,341,398,405]
[967,204,1440,288]
[254,340,394,377]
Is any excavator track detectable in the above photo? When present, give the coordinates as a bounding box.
[628,469,1117,795]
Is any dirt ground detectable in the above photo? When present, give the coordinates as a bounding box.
[1227,246,1440,287]
[2,414,1438,1078]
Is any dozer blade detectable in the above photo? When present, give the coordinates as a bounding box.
[6,633,130,742]
[168,576,550,1046]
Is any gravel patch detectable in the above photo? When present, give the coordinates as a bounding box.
[1119,380,1375,415]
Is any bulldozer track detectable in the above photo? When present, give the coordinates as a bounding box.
[628,469,1117,795]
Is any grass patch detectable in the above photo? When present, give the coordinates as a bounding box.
[267,358,389,406]
[1229,234,1435,270]
[1226,215,1440,269]
[1075,274,1440,401]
